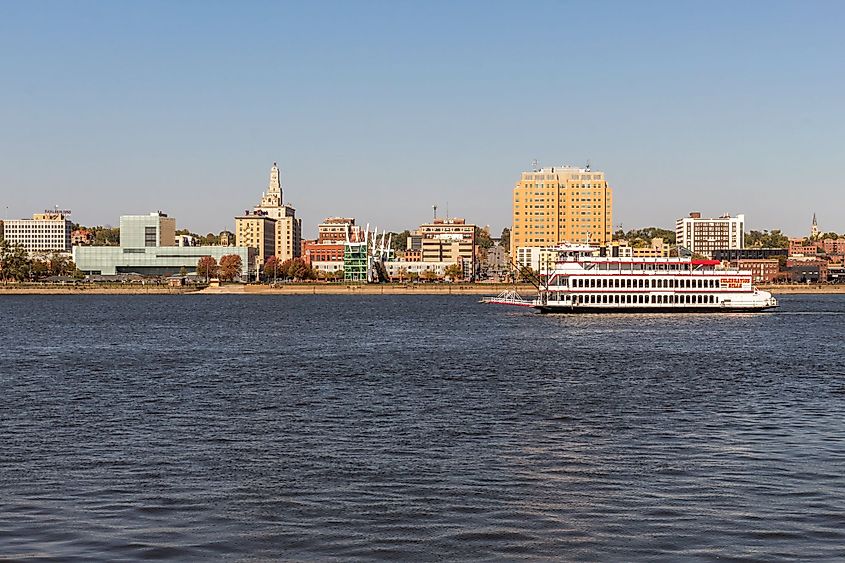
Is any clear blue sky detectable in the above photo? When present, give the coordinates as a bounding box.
[1,1,843,237]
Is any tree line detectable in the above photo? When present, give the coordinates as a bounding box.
[196,254,243,282]
[0,241,81,282]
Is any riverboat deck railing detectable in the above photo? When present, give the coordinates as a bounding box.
[480,290,535,307]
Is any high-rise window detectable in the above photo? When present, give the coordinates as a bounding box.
[145,227,157,247]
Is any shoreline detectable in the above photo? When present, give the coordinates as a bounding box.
[0,283,844,295]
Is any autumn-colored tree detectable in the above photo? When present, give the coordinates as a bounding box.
[218,254,243,281]
[397,267,408,282]
[284,257,316,281]
[263,255,285,282]
[196,256,218,282]
[421,269,437,282]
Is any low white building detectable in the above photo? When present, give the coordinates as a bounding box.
[309,260,344,275]
[384,260,453,280]
[515,246,558,273]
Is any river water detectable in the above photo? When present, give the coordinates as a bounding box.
[1,294,844,561]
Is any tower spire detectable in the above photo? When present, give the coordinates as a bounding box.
[811,212,819,239]
[267,162,282,199]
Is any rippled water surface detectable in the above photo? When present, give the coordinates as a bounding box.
[1,294,844,561]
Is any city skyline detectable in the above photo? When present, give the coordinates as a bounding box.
[2,1,843,236]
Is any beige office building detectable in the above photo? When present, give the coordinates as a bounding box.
[3,212,73,252]
[236,162,302,264]
[675,212,745,258]
[413,217,476,278]
[235,213,276,264]
[511,165,613,255]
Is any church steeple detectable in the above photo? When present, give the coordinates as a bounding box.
[811,213,819,239]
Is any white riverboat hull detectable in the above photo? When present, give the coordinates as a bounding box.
[484,243,780,314]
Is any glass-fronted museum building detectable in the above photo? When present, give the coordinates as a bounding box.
[73,212,252,277]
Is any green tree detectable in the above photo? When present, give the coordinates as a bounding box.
[178,266,188,277]
[388,230,411,255]
[761,229,789,248]
[196,256,218,282]
[444,263,463,281]
[397,266,408,282]
[500,227,511,251]
[746,229,789,248]
[87,226,120,245]
[0,242,32,282]
[475,226,494,250]
[47,253,74,276]
[616,227,676,246]
[31,259,50,280]
[218,254,242,281]
[408,271,420,282]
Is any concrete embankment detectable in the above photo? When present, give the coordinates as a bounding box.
[758,284,845,294]
[0,284,197,295]
[1,282,843,296]
[203,283,537,295]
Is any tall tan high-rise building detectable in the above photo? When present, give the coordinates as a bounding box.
[510,165,613,255]
[236,162,302,265]
[235,213,276,264]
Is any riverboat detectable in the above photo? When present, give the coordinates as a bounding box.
[484,244,778,313]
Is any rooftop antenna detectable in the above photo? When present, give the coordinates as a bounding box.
[446,201,449,221]
[532,159,539,172]
[432,204,437,221]
[586,159,591,171]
